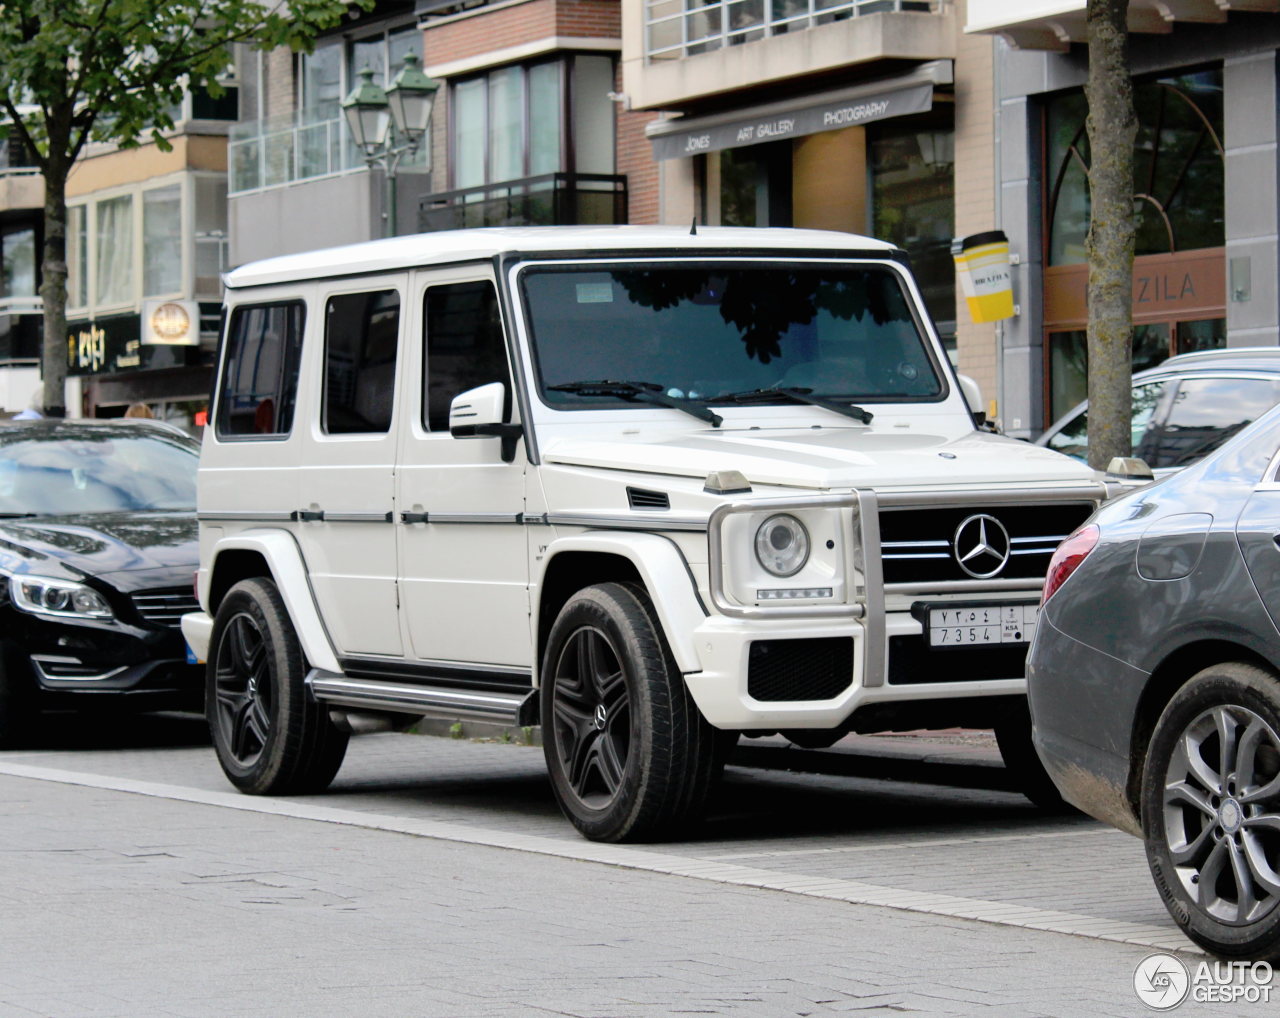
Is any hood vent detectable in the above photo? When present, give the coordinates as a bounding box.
[627,487,670,511]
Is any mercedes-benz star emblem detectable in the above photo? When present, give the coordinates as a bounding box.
[594,704,608,730]
[953,513,1012,579]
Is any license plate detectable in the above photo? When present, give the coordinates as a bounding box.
[926,603,1038,649]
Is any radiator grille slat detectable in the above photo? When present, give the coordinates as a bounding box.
[131,588,199,629]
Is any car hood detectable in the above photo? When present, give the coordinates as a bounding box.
[0,510,197,589]
[541,426,1099,491]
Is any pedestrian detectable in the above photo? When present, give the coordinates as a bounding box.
[124,402,154,419]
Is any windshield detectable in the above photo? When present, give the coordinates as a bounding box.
[0,425,198,515]
[522,263,944,409]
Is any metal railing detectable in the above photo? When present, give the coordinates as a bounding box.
[228,106,428,196]
[645,0,937,61]
[419,173,627,232]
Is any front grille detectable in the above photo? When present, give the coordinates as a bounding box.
[131,587,199,629]
[879,503,1094,585]
[887,635,1029,685]
[747,637,853,702]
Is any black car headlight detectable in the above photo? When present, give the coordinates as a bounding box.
[11,576,113,620]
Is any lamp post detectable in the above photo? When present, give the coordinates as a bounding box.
[342,53,440,237]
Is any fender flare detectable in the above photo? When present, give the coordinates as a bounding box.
[538,531,707,674]
[205,529,341,674]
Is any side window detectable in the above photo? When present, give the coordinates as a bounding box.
[215,301,305,438]
[423,280,509,431]
[323,289,401,434]
[1146,377,1280,469]
[1045,381,1167,463]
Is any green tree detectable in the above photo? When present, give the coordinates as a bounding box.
[0,0,368,417]
[1083,0,1138,470]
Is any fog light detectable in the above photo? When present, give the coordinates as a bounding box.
[757,588,833,600]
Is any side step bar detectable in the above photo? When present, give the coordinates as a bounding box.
[306,671,539,727]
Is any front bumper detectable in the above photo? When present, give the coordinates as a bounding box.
[684,607,1027,729]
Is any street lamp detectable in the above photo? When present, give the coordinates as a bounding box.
[342,53,440,237]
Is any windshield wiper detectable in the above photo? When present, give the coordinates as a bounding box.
[549,380,722,428]
[713,387,874,425]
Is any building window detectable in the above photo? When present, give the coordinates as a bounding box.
[868,113,955,345]
[68,206,87,309]
[323,290,401,434]
[216,302,306,438]
[450,56,616,188]
[95,195,134,307]
[143,185,182,298]
[0,224,36,300]
[1046,67,1224,267]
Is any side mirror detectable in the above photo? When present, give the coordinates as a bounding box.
[957,374,991,429]
[449,382,523,463]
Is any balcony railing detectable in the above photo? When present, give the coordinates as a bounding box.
[228,105,427,196]
[645,0,936,61]
[419,173,627,233]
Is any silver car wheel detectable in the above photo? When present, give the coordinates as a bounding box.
[1162,703,1280,926]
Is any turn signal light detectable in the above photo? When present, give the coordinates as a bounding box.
[1042,524,1100,604]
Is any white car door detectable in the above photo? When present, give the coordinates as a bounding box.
[394,267,532,672]
[294,276,407,658]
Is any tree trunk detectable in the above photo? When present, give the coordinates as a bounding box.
[1084,0,1138,470]
[39,157,69,418]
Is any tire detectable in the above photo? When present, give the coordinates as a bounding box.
[0,642,33,749]
[1141,662,1280,962]
[541,582,728,842]
[994,702,1069,811]
[206,577,348,795]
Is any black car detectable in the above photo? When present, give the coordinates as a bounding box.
[1027,404,1280,961]
[0,419,201,744]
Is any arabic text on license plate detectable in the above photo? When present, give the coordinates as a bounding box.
[928,604,1038,648]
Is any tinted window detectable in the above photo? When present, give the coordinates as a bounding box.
[424,281,509,431]
[1046,381,1166,462]
[0,425,198,514]
[1145,376,1280,469]
[215,302,305,438]
[323,290,400,434]
[522,265,941,407]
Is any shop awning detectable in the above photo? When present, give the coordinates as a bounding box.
[645,60,951,162]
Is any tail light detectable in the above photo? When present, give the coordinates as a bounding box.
[1042,524,1100,604]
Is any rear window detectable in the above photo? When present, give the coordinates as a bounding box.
[215,301,305,438]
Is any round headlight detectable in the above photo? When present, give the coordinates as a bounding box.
[754,514,810,577]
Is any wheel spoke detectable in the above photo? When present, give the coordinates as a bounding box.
[1165,779,1217,819]
[1170,818,1216,867]
[230,698,256,760]
[568,729,601,795]
[1241,772,1280,806]
[1215,707,1240,792]
[1196,839,1229,907]
[1241,830,1280,898]
[596,733,625,794]
[1224,837,1260,921]
[1181,726,1224,796]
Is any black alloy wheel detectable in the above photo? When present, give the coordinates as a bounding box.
[1143,662,1280,961]
[206,577,348,795]
[541,582,729,842]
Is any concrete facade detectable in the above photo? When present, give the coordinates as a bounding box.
[975,7,1280,437]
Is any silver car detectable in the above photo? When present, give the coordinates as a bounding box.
[1028,403,1280,960]
[1036,347,1280,477]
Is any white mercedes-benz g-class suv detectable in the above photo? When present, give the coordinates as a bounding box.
[182,225,1106,842]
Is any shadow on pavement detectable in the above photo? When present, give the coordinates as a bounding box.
[23,710,211,751]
